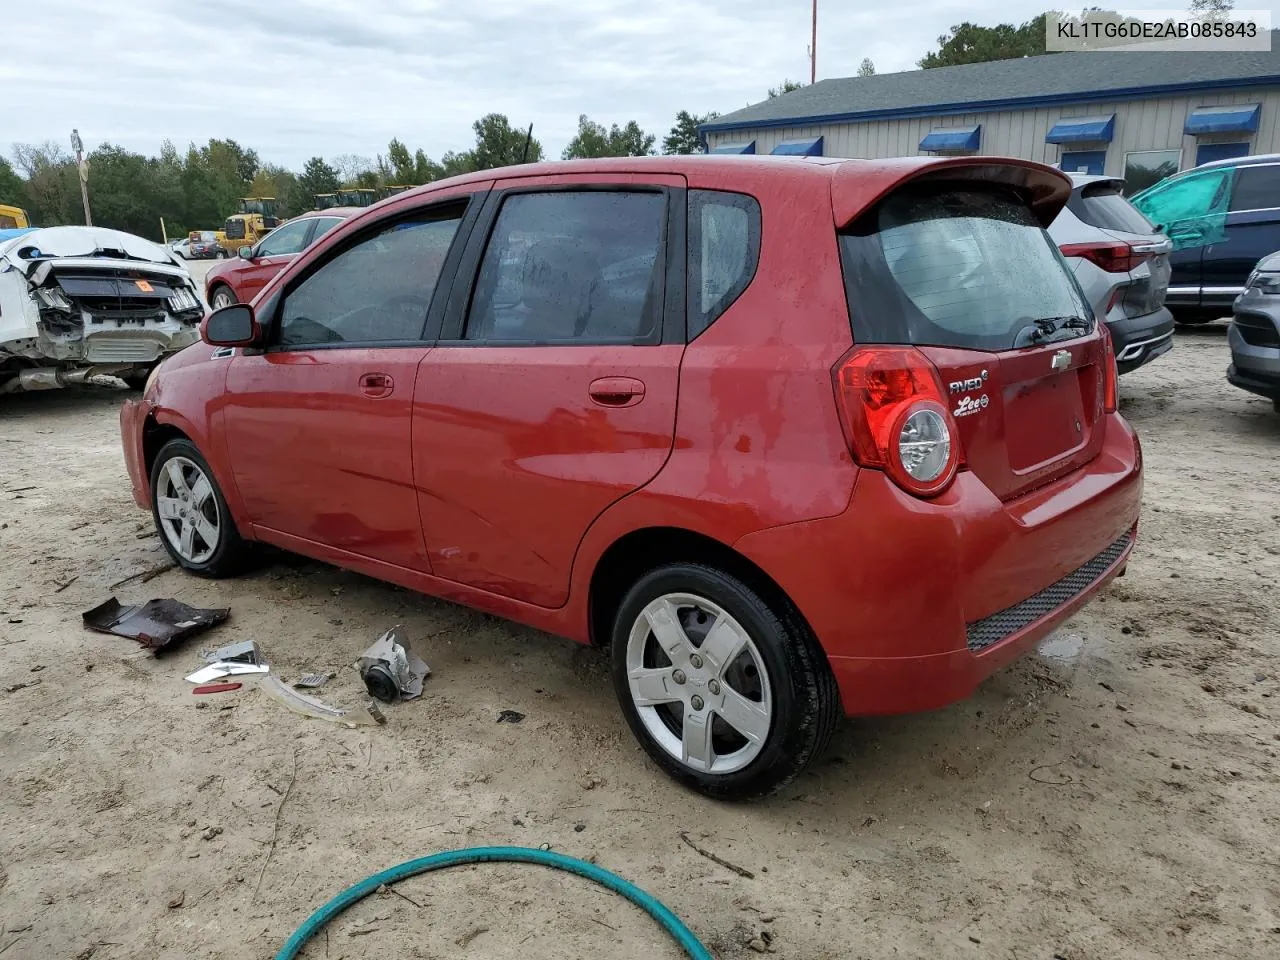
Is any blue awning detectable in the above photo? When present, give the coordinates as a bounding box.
[1045,115,1115,144]
[711,141,756,154]
[919,125,981,153]
[771,136,824,157]
[1184,104,1260,136]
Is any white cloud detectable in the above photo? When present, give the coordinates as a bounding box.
[4,0,1251,168]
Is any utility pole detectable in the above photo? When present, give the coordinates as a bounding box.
[810,0,817,85]
[71,129,92,226]
[520,123,534,164]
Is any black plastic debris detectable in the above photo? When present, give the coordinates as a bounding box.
[497,710,525,724]
[82,597,229,655]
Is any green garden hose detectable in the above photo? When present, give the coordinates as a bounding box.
[274,845,713,960]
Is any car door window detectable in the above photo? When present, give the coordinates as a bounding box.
[465,191,665,343]
[255,219,312,257]
[688,190,760,340]
[1228,165,1280,212]
[278,209,464,347]
[1134,170,1231,250]
[310,216,345,242]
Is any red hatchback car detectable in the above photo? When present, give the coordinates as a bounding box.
[121,155,1142,799]
[204,208,356,310]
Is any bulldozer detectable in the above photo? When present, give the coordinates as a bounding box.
[336,188,377,207]
[313,193,340,210]
[215,197,280,254]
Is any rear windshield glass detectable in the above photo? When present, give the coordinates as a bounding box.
[839,185,1091,351]
[1067,183,1157,234]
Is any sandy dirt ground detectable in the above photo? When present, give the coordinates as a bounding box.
[1,323,1278,960]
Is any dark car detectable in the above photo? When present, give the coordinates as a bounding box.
[1228,250,1280,411]
[204,209,355,309]
[179,231,225,260]
[121,156,1140,800]
[1133,153,1280,325]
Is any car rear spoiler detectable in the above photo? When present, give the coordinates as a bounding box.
[830,156,1072,230]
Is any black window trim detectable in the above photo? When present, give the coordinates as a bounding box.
[434,183,687,347]
[687,188,762,342]
[255,192,486,354]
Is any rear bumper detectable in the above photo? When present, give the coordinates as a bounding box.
[734,413,1142,715]
[1107,307,1174,374]
[120,398,152,510]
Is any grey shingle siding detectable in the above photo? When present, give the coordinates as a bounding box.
[704,36,1280,132]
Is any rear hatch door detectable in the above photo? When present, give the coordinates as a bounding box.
[1068,178,1172,316]
[838,173,1107,501]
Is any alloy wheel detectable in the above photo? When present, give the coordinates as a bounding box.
[155,456,220,564]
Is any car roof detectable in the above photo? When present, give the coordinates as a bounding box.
[1193,152,1280,171]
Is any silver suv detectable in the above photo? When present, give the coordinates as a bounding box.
[1049,174,1173,373]
[1228,251,1280,412]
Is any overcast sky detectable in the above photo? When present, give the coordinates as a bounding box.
[3,1,1277,170]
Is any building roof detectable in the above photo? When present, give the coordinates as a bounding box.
[703,34,1280,134]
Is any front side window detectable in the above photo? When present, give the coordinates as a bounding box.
[465,191,665,343]
[255,219,312,257]
[1132,169,1231,249]
[839,185,1090,351]
[688,190,760,340]
[278,208,463,347]
[310,216,345,242]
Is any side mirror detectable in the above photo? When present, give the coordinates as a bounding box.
[238,246,252,260]
[202,304,261,347]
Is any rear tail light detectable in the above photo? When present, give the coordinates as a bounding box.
[1100,324,1118,413]
[832,346,962,498]
[1104,287,1122,315]
[1058,241,1152,274]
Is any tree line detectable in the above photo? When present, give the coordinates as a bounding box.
[1,109,717,242]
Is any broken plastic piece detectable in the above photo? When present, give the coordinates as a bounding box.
[193,682,242,695]
[82,597,229,654]
[198,640,261,666]
[186,661,269,684]
[258,674,379,727]
[356,625,430,703]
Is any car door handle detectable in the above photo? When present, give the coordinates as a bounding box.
[359,372,394,398]
[588,377,645,407]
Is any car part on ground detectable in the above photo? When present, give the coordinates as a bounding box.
[0,226,203,394]
[1227,251,1280,411]
[258,673,383,726]
[273,846,714,960]
[356,625,430,702]
[1050,174,1174,373]
[121,155,1142,800]
[81,596,230,654]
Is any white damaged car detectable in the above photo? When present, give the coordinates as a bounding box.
[0,226,204,393]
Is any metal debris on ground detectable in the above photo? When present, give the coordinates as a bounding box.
[198,639,262,666]
[496,709,525,724]
[292,672,332,689]
[81,597,228,654]
[192,682,243,695]
[356,625,430,703]
[258,673,380,727]
[185,661,269,684]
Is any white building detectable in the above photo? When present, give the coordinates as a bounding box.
[701,38,1280,193]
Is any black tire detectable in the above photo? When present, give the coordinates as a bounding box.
[209,284,238,310]
[149,438,250,578]
[215,248,227,260]
[609,563,840,801]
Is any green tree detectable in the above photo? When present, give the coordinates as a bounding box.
[1190,0,1233,17]
[414,149,444,183]
[254,163,303,218]
[12,142,79,225]
[919,15,1054,68]
[0,156,26,206]
[767,79,806,98]
[562,115,656,159]
[297,157,340,204]
[387,138,417,183]
[858,58,876,76]
[469,114,543,169]
[83,144,169,239]
[662,111,719,155]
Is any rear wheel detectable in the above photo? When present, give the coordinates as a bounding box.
[209,285,237,310]
[149,439,249,577]
[215,248,228,260]
[610,563,840,800]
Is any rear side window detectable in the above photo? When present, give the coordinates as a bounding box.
[1229,164,1280,212]
[688,190,760,340]
[465,191,665,343]
[1067,183,1156,234]
[839,186,1091,351]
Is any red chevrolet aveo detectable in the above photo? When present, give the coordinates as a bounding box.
[121,155,1142,799]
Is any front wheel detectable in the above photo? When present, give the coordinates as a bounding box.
[209,285,237,310]
[149,439,249,577]
[215,249,227,259]
[610,563,840,800]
